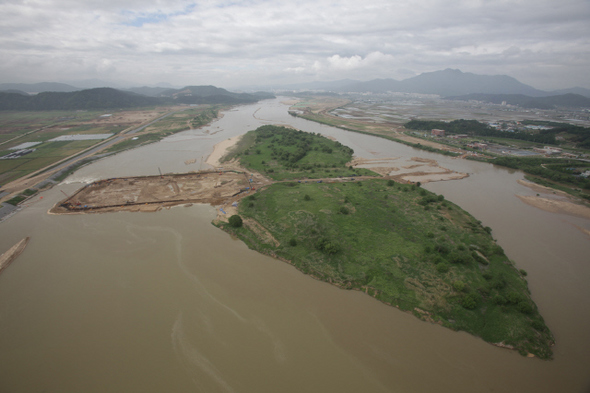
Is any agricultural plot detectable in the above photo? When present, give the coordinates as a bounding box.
[0,106,204,188]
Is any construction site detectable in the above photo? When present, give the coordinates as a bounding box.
[49,170,266,215]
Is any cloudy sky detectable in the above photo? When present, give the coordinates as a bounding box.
[1,0,589,90]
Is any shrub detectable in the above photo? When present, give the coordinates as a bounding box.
[507,291,524,305]
[316,238,340,255]
[531,320,545,331]
[304,194,311,201]
[339,206,350,215]
[436,263,450,273]
[491,274,507,289]
[492,294,507,305]
[431,255,445,265]
[518,301,534,314]
[434,242,451,255]
[228,215,243,228]
[387,180,395,186]
[461,293,480,309]
[448,251,472,265]
[519,269,528,276]
[453,280,466,292]
[289,238,298,247]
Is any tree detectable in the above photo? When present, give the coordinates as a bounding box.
[228,215,243,228]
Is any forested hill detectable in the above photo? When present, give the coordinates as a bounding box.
[0,86,275,110]
[158,85,275,104]
[0,88,162,110]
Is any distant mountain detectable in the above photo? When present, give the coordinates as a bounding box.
[0,82,80,93]
[343,78,402,93]
[446,93,590,109]
[159,85,274,104]
[0,88,162,110]
[269,79,362,92]
[339,69,547,97]
[0,85,275,111]
[126,86,172,97]
[548,87,590,98]
[63,79,126,89]
[0,89,29,96]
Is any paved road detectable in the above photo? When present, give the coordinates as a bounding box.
[0,203,18,221]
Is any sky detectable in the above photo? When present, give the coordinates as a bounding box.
[1,0,589,91]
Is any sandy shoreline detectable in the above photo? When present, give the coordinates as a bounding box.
[516,179,590,222]
[205,135,242,168]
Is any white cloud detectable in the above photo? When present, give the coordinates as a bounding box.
[0,0,588,89]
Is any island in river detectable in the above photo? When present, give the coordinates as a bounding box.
[217,125,555,359]
[49,124,554,359]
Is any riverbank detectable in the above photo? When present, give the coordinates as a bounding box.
[517,179,590,221]
[205,135,242,168]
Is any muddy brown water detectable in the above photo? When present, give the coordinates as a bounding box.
[0,98,589,393]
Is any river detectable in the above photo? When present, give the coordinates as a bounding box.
[0,98,589,393]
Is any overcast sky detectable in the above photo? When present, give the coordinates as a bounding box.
[1,0,589,90]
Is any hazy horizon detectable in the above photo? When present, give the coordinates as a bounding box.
[1,0,589,91]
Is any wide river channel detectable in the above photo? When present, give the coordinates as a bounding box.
[1,98,589,392]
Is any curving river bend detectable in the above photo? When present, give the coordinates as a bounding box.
[0,98,589,393]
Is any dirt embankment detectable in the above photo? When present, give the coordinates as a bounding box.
[49,171,253,215]
[0,237,30,275]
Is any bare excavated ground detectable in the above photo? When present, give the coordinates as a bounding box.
[50,171,254,214]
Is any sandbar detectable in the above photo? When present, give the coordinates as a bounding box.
[206,135,242,168]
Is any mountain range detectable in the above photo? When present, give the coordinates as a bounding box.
[264,69,590,99]
[0,86,275,111]
[2,69,590,110]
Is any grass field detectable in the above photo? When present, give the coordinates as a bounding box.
[218,125,555,359]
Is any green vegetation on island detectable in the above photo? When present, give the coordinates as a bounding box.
[219,125,555,359]
[223,125,376,180]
